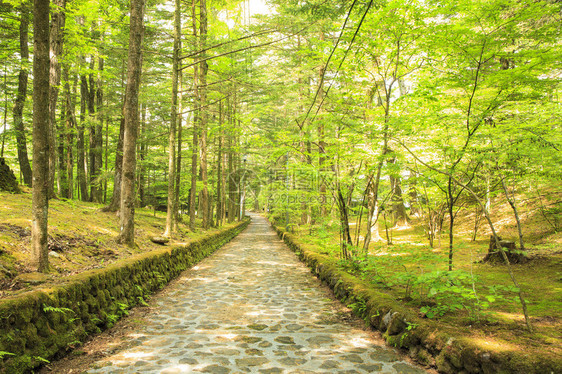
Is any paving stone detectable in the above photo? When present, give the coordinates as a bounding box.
[343,354,364,363]
[201,364,231,374]
[259,368,284,374]
[278,357,307,366]
[248,323,268,331]
[235,357,270,367]
[274,336,295,345]
[320,360,340,369]
[393,362,428,373]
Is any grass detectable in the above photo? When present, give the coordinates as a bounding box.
[0,190,212,299]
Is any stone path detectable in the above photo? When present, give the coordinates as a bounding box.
[86,214,428,374]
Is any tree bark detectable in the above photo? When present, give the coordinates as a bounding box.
[93,55,104,202]
[103,117,124,212]
[13,3,33,187]
[216,100,223,226]
[199,0,210,229]
[77,75,88,201]
[118,0,145,246]
[63,70,76,199]
[174,71,183,224]
[31,0,50,272]
[48,0,66,198]
[164,0,181,237]
[188,0,199,231]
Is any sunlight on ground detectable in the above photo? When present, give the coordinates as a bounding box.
[122,351,155,360]
[347,336,372,348]
[191,277,218,283]
[373,251,408,257]
[255,260,298,267]
[471,337,518,352]
[495,311,524,322]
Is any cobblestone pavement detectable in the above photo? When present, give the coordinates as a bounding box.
[87,214,428,374]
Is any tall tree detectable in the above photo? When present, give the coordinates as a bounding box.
[31,0,50,272]
[13,2,32,187]
[118,0,145,246]
[199,0,210,229]
[188,0,199,231]
[163,0,181,237]
[48,0,66,198]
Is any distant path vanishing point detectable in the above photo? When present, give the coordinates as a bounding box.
[86,213,428,374]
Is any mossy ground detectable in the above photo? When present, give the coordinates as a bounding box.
[0,190,211,299]
[286,192,562,370]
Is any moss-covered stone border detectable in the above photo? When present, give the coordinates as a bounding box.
[273,224,561,374]
[0,219,250,373]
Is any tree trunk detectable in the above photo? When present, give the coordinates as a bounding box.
[87,59,101,202]
[78,74,89,201]
[48,0,66,198]
[63,70,76,199]
[227,95,236,223]
[118,0,145,246]
[93,56,104,202]
[138,104,146,207]
[1,66,7,158]
[13,3,32,187]
[216,100,223,227]
[499,174,526,251]
[389,157,409,227]
[103,117,124,212]
[164,0,181,237]
[199,0,210,229]
[57,97,66,196]
[31,0,50,272]
[188,0,199,231]
[174,71,183,224]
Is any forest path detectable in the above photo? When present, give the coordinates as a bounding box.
[85,213,428,374]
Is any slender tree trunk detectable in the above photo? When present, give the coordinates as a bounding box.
[57,98,66,196]
[164,0,181,237]
[174,71,183,224]
[104,58,127,211]
[499,174,526,251]
[216,100,223,226]
[13,3,32,187]
[87,59,100,202]
[48,0,66,198]
[188,0,199,231]
[227,95,236,223]
[31,0,50,272]
[64,70,76,199]
[103,117,124,211]
[138,104,146,206]
[447,177,455,271]
[93,55,104,203]
[78,75,88,201]
[1,66,7,158]
[118,0,145,246]
[199,0,210,229]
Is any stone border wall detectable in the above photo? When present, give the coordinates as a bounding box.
[0,219,250,373]
[273,225,560,374]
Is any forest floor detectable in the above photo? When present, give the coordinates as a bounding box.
[290,192,562,370]
[0,189,208,300]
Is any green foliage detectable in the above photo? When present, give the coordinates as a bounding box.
[0,351,15,359]
[42,305,74,315]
